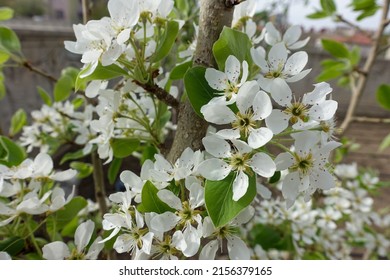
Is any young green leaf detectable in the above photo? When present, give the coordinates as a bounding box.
[54,67,79,102]
[320,0,337,14]
[379,133,390,152]
[170,60,192,80]
[138,181,175,214]
[0,7,14,21]
[153,20,179,62]
[321,39,349,59]
[111,138,140,158]
[108,157,122,184]
[0,26,21,55]
[212,27,253,71]
[307,10,329,19]
[205,172,256,227]
[9,108,27,137]
[0,136,26,167]
[37,86,53,106]
[376,84,390,111]
[184,66,215,117]
[70,161,93,179]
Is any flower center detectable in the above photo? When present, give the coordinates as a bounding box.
[229,152,251,173]
[292,153,314,175]
[284,102,309,124]
[232,111,257,137]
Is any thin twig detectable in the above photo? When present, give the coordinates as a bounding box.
[335,14,373,39]
[133,81,180,108]
[339,1,390,133]
[91,152,108,215]
[352,116,390,124]
[22,61,58,83]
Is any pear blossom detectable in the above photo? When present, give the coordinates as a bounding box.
[201,81,274,149]
[150,181,204,257]
[198,135,275,201]
[205,55,248,104]
[275,131,341,207]
[264,22,310,50]
[251,42,311,105]
[265,82,338,134]
[108,0,139,45]
[200,206,254,260]
[42,220,103,260]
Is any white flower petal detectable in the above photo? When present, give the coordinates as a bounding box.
[202,135,231,158]
[253,90,273,120]
[205,68,227,91]
[199,239,219,260]
[265,22,281,45]
[227,235,250,260]
[157,190,182,210]
[197,159,231,181]
[182,225,201,257]
[0,251,11,260]
[248,127,273,149]
[251,47,268,71]
[50,169,77,181]
[303,82,332,104]
[265,109,289,134]
[42,241,70,260]
[232,171,249,201]
[249,152,276,178]
[85,236,104,260]
[225,55,241,84]
[75,220,94,252]
[201,103,236,125]
[284,51,308,76]
[270,78,292,106]
[309,100,338,121]
[236,81,260,113]
[150,212,180,233]
[268,42,288,71]
[33,153,53,176]
[282,172,300,201]
[215,128,240,140]
[283,25,301,46]
[274,152,295,170]
[286,68,311,83]
[257,183,272,199]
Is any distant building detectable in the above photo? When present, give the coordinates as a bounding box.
[47,0,81,23]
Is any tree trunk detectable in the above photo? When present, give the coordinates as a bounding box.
[167,0,234,162]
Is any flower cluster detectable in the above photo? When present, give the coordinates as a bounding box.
[248,164,390,259]
[0,153,77,226]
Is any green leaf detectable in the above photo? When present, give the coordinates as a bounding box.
[76,63,128,91]
[349,46,361,66]
[205,172,256,227]
[0,26,21,54]
[248,224,284,250]
[0,136,26,167]
[46,197,87,236]
[153,20,179,62]
[268,171,281,184]
[141,145,158,164]
[70,161,93,179]
[379,133,390,152]
[307,10,329,19]
[9,108,27,137]
[316,69,343,82]
[0,50,10,63]
[0,236,24,256]
[61,216,79,238]
[0,7,14,21]
[138,181,175,214]
[302,252,327,260]
[356,6,380,20]
[60,149,88,164]
[320,0,337,14]
[170,60,192,80]
[72,96,85,109]
[54,67,79,102]
[376,84,390,111]
[213,27,253,71]
[111,138,140,158]
[351,0,377,10]
[184,66,215,117]
[321,39,349,58]
[108,157,122,184]
[37,86,52,106]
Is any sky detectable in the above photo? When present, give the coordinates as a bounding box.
[255,0,383,31]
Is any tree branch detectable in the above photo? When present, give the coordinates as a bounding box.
[352,116,390,124]
[167,0,235,162]
[91,152,108,215]
[133,81,179,108]
[22,61,58,83]
[335,14,373,39]
[339,1,390,133]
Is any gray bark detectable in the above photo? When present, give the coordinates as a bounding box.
[167,0,234,162]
